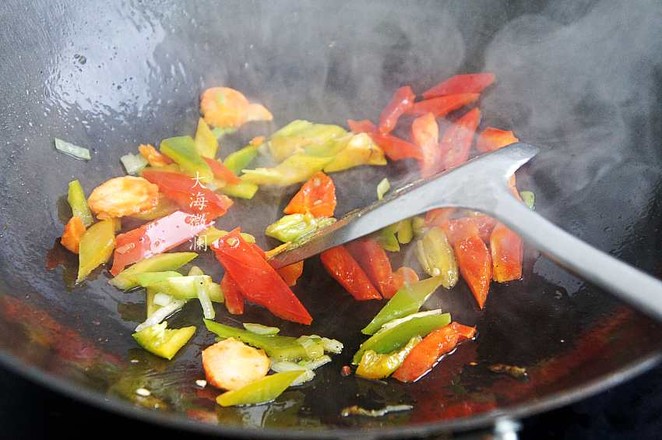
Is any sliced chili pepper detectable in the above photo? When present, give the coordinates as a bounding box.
[508,175,523,201]
[441,108,481,170]
[159,136,214,182]
[389,266,420,295]
[138,144,173,168]
[133,322,196,360]
[476,127,519,153]
[352,312,451,364]
[223,144,259,175]
[370,131,422,161]
[221,273,245,315]
[347,119,376,133]
[200,87,272,130]
[422,73,495,100]
[320,246,381,301]
[346,119,421,162]
[194,118,219,159]
[490,222,523,283]
[378,86,416,134]
[61,216,86,254]
[241,154,333,187]
[203,157,241,185]
[269,120,346,162]
[216,370,303,407]
[454,235,492,309]
[276,261,305,287]
[109,252,198,290]
[392,322,476,382]
[77,218,117,282]
[425,208,455,228]
[204,320,323,362]
[442,217,481,246]
[409,93,479,117]
[323,133,387,172]
[346,238,395,298]
[212,230,312,325]
[362,276,444,335]
[412,113,441,178]
[444,215,497,244]
[67,179,94,227]
[283,171,336,218]
[142,169,233,219]
[356,336,421,380]
[110,211,212,276]
[415,227,458,288]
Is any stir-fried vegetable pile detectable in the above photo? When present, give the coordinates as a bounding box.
[54,73,532,408]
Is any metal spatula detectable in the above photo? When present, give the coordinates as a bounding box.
[270,143,662,321]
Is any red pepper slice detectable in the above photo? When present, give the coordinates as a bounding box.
[388,266,420,297]
[283,171,337,218]
[442,217,480,246]
[378,86,416,134]
[110,210,212,275]
[320,246,381,301]
[442,216,496,245]
[370,131,422,161]
[276,261,305,287]
[422,73,495,100]
[202,157,241,184]
[441,108,481,170]
[142,169,233,219]
[425,208,455,228]
[454,235,492,309]
[392,322,476,382]
[490,223,523,283]
[221,273,245,315]
[412,113,441,178]
[347,119,421,161]
[346,238,395,298]
[347,119,376,133]
[408,93,479,117]
[212,230,312,325]
[476,127,519,153]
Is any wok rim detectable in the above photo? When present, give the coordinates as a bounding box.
[1,345,659,438]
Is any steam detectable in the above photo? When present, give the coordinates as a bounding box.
[483,0,662,193]
[480,0,662,292]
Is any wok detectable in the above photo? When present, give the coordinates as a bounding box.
[1,0,662,437]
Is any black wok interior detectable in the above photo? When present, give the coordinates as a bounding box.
[1,0,662,438]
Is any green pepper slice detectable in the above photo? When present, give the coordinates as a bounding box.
[77,218,116,283]
[194,118,219,159]
[109,252,198,290]
[241,154,333,187]
[132,321,196,360]
[223,144,259,175]
[265,214,336,243]
[159,136,213,182]
[323,133,387,173]
[204,320,323,362]
[149,275,223,303]
[378,223,400,252]
[220,180,259,199]
[132,271,183,287]
[356,336,422,379]
[67,179,94,227]
[362,276,444,335]
[216,371,304,407]
[269,120,346,162]
[415,226,458,288]
[352,312,451,364]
